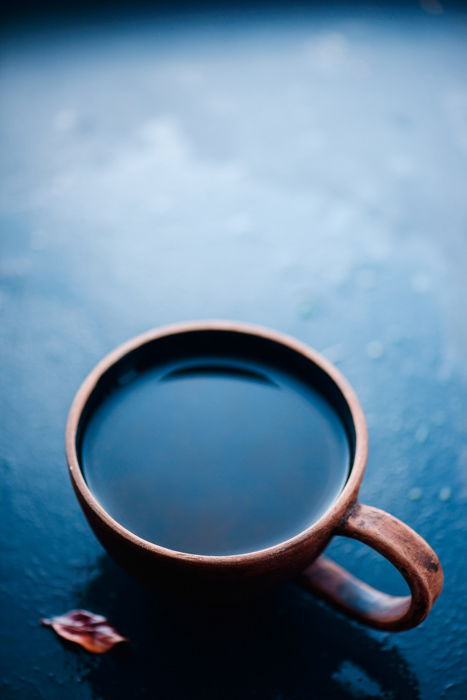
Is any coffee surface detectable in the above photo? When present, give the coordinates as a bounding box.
[81,359,350,555]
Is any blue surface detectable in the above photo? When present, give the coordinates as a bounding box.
[1,4,466,698]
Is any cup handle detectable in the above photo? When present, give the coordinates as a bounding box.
[298,503,443,631]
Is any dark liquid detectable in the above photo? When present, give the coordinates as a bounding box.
[81,359,350,555]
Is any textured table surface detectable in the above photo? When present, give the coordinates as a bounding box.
[1,3,466,698]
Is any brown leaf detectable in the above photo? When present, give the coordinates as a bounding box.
[41,609,128,654]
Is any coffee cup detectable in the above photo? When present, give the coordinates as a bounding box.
[66,321,442,631]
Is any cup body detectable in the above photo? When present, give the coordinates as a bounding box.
[66,321,367,596]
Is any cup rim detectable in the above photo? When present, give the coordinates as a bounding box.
[66,320,368,567]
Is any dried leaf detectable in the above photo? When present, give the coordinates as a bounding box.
[41,609,128,654]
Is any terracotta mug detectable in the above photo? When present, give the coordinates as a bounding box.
[66,321,443,631]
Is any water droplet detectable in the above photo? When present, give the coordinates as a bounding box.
[297,299,315,320]
[439,487,452,502]
[394,461,408,474]
[226,212,252,236]
[415,426,429,443]
[388,153,414,177]
[366,340,384,360]
[409,487,423,501]
[53,108,79,132]
[411,272,431,293]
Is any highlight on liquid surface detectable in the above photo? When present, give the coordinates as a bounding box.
[81,358,350,555]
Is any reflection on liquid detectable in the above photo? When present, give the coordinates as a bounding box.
[162,363,277,386]
[75,556,420,699]
[82,359,350,555]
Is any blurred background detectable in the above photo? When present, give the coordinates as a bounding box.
[1,1,466,698]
